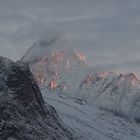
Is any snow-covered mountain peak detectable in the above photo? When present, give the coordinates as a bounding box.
[81,72,140,88]
[21,35,76,65]
[94,72,138,81]
[75,50,86,62]
[77,71,140,121]
[21,36,86,87]
[117,72,137,80]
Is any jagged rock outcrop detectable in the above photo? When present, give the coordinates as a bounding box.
[0,57,75,140]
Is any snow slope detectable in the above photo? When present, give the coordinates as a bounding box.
[42,89,140,140]
[21,37,140,121]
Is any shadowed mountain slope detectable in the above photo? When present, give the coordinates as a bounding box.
[0,56,75,140]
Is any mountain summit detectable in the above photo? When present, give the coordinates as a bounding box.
[21,36,86,89]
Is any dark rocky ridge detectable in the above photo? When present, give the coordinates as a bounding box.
[0,57,75,140]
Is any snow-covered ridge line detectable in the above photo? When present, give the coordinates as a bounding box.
[78,72,140,121]
[22,37,140,121]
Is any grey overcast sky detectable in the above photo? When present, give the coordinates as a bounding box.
[0,0,140,74]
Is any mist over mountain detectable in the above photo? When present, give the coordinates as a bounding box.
[21,35,87,92]
[22,37,140,122]
[1,0,140,74]
[1,1,140,139]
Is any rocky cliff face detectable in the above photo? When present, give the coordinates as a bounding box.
[0,57,75,140]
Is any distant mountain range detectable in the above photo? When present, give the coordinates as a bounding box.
[22,36,140,122]
[1,36,140,139]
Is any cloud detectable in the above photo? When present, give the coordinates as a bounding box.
[91,59,140,75]
[0,0,140,74]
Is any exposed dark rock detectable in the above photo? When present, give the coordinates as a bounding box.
[0,57,75,140]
